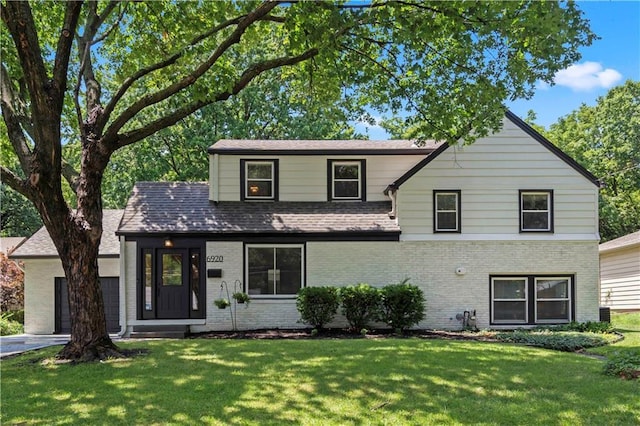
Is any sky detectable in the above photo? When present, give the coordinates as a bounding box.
[357,1,640,138]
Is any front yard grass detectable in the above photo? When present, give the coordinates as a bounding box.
[588,312,640,357]
[2,337,639,425]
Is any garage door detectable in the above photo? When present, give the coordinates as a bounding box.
[55,277,120,333]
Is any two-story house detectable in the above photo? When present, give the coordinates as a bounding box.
[115,111,601,334]
[15,111,602,335]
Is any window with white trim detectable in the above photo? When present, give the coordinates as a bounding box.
[246,244,304,296]
[329,160,364,200]
[434,190,461,232]
[491,275,572,324]
[520,190,553,232]
[242,160,277,200]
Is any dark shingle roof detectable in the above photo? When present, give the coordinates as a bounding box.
[208,139,442,155]
[117,182,399,235]
[11,210,123,258]
[599,230,640,253]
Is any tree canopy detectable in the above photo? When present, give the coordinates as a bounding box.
[1,0,595,360]
[544,80,640,241]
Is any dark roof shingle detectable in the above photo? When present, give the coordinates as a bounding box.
[11,210,123,258]
[117,182,399,235]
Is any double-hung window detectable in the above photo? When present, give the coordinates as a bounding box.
[434,190,461,232]
[491,275,573,324]
[328,160,365,201]
[246,244,304,296]
[520,190,553,232]
[241,160,278,201]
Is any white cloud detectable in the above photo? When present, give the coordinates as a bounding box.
[553,62,623,92]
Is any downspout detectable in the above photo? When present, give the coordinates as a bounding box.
[118,235,128,337]
[385,186,398,219]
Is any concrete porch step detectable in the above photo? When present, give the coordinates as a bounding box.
[129,325,189,339]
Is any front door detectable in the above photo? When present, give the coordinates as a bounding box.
[157,249,190,319]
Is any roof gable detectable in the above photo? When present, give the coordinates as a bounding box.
[599,230,640,253]
[388,111,600,190]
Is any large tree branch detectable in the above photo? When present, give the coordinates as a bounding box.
[102,1,279,143]
[0,166,31,200]
[115,48,318,148]
[52,1,83,112]
[1,65,33,173]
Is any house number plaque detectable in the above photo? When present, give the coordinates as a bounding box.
[206,255,224,263]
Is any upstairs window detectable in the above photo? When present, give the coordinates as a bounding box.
[520,190,553,232]
[241,160,278,201]
[434,190,461,233]
[328,160,365,201]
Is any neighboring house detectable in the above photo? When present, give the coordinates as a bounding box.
[11,210,123,334]
[600,230,640,312]
[113,111,601,334]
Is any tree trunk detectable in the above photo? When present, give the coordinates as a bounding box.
[46,212,123,362]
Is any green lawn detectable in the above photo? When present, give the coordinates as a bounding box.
[2,336,639,425]
[589,312,640,357]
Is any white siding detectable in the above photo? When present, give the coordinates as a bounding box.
[600,246,640,310]
[212,154,424,202]
[397,119,599,238]
[23,257,119,334]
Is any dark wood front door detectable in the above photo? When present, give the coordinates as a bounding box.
[156,250,190,319]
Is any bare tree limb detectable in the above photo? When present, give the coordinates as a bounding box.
[102,1,279,143]
[1,65,33,173]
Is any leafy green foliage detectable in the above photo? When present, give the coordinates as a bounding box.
[603,351,640,380]
[296,286,339,330]
[550,321,613,334]
[496,330,616,352]
[0,185,41,237]
[377,280,425,332]
[544,81,640,241]
[339,283,381,332]
[0,312,23,336]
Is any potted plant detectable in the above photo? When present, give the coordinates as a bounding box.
[214,298,230,309]
[232,292,250,304]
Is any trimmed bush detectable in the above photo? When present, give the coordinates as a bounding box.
[296,286,339,330]
[551,321,613,334]
[377,280,425,333]
[339,283,381,332]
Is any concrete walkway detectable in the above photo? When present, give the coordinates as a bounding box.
[0,334,121,359]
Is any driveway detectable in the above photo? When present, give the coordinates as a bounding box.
[0,334,71,358]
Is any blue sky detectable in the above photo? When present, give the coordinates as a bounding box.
[357,1,640,138]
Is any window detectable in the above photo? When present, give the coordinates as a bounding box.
[246,244,304,296]
[434,190,461,232]
[520,190,553,232]
[491,275,573,324]
[328,160,365,201]
[241,160,278,201]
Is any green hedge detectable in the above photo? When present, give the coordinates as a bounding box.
[296,286,339,329]
[377,280,425,333]
[339,284,381,332]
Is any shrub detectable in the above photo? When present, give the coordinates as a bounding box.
[495,330,615,352]
[0,312,23,336]
[296,286,339,330]
[0,253,24,311]
[552,321,613,334]
[339,283,381,332]
[377,280,425,333]
[603,351,640,380]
